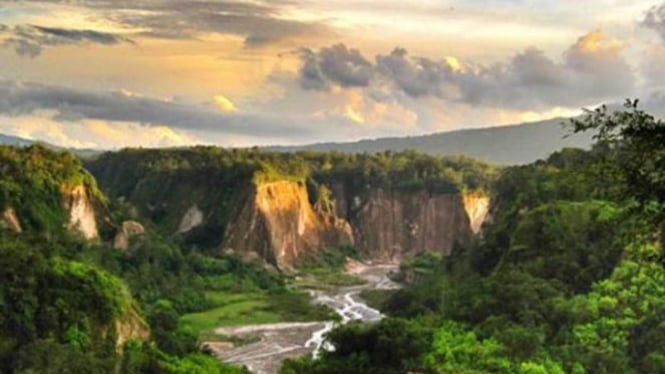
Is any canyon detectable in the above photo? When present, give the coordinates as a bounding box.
[222,181,489,268]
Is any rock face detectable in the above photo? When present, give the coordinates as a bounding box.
[178,205,204,233]
[462,192,491,234]
[221,180,489,268]
[338,188,473,261]
[113,221,145,250]
[222,181,353,269]
[114,307,150,350]
[62,184,99,240]
[1,208,22,233]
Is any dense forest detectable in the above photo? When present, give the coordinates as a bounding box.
[280,101,665,373]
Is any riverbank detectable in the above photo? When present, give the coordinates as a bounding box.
[203,263,399,374]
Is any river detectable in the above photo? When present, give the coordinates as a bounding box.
[204,263,399,374]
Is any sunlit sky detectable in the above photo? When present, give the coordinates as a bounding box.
[1,0,665,148]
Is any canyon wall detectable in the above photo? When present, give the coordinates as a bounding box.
[221,181,353,269]
[332,186,488,261]
[62,184,100,240]
[219,181,489,267]
[1,184,101,239]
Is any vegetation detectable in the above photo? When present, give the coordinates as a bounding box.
[0,145,105,236]
[281,102,665,373]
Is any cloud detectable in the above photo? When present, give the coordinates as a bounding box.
[641,43,665,89]
[1,24,133,57]
[296,30,635,109]
[0,78,317,138]
[298,44,374,90]
[213,95,238,112]
[0,113,200,149]
[643,2,665,41]
[13,0,333,48]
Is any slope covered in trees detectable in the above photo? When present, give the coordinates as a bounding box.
[280,102,665,373]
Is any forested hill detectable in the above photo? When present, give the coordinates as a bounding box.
[281,102,665,374]
[267,118,593,165]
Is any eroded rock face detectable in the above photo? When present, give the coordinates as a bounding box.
[222,181,353,270]
[221,180,491,268]
[343,188,473,261]
[62,184,99,240]
[462,192,490,234]
[114,307,150,350]
[178,205,204,233]
[1,208,22,233]
[113,221,145,250]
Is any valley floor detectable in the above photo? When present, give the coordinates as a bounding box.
[203,263,400,374]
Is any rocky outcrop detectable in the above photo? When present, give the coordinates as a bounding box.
[62,184,99,240]
[178,205,204,233]
[340,188,473,261]
[222,181,353,269]
[113,221,145,250]
[1,208,22,233]
[462,192,490,234]
[114,307,150,350]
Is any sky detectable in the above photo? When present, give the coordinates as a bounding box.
[1,0,665,148]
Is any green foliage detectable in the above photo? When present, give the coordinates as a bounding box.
[424,321,514,373]
[0,145,104,236]
[120,340,249,374]
[281,318,431,374]
[290,105,665,374]
[0,232,132,371]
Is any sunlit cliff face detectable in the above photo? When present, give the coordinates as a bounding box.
[1,0,665,148]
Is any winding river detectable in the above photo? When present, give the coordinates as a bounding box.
[204,264,399,374]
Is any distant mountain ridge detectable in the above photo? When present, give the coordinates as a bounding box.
[0,133,37,147]
[2,117,593,165]
[0,133,101,158]
[267,118,594,165]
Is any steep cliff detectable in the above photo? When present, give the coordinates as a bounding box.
[1,208,22,233]
[0,145,104,239]
[222,181,353,269]
[86,148,496,268]
[331,187,479,261]
[462,192,491,234]
[62,184,100,239]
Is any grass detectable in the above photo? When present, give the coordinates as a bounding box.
[179,289,338,339]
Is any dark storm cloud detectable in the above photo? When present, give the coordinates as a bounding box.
[298,44,374,90]
[643,3,665,41]
[1,24,133,57]
[0,78,310,137]
[297,32,635,109]
[7,0,332,47]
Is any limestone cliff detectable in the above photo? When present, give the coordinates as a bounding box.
[178,205,204,233]
[335,188,475,261]
[221,181,353,269]
[113,306,150,350]
[1,208,22,233]
[113,221,145,250]
[462,192,490,234]
[62,184,100,240]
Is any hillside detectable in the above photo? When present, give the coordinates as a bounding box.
[268,118,593,165]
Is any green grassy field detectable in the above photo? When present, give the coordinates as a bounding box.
[179,290,337,339]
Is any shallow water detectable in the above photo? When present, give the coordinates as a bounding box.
[204,263,399,374]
